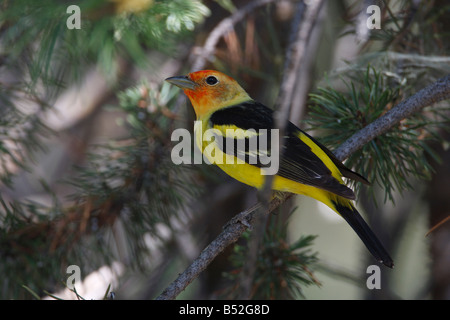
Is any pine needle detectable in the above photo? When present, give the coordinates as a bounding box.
[426,215,450,237]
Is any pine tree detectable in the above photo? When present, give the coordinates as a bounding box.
[0,0,449,300]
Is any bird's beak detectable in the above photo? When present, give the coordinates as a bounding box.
[165,75,197,90]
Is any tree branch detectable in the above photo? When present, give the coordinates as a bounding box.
[190,0,279,72]
[239,0,324,299]
[333,73,450,161]
[155,197,289,300]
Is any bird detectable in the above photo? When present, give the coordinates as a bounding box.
[166,70,394,268]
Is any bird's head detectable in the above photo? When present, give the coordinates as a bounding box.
[165,70,251,118]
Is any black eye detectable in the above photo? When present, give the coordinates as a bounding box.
[206,76,218,86]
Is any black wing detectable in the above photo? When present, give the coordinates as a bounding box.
[209,100,365,199]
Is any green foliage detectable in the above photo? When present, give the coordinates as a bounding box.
[307,66,449,204]
[1,0,447,301]
[0,80,200,298]
[223,213,319,299]
[0,84,50,186]
[68,81,202,264]
[0,0,210,184]
[0,0,209,299]
[0,0,210,85]
[346,0,449,55]
[0,196,63,298]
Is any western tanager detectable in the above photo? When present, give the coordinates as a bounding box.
[166,70,394,268]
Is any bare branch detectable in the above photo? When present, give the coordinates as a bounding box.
[190,0,279,72]
[240,0,324,299]
[263,0,324,198]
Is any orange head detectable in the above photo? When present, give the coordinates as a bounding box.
[165,70,251,118]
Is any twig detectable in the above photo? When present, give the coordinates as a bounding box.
[156,73,450,300]
[426,214,450,237]
[190,0,279,72]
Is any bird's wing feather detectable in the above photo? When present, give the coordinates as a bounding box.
[209,101,360,200]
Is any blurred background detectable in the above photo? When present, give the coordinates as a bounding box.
[0,0,449,299]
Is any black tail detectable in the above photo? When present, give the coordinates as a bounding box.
[333,201,394,268]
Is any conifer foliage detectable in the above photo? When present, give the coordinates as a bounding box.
[0,0,449,299]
